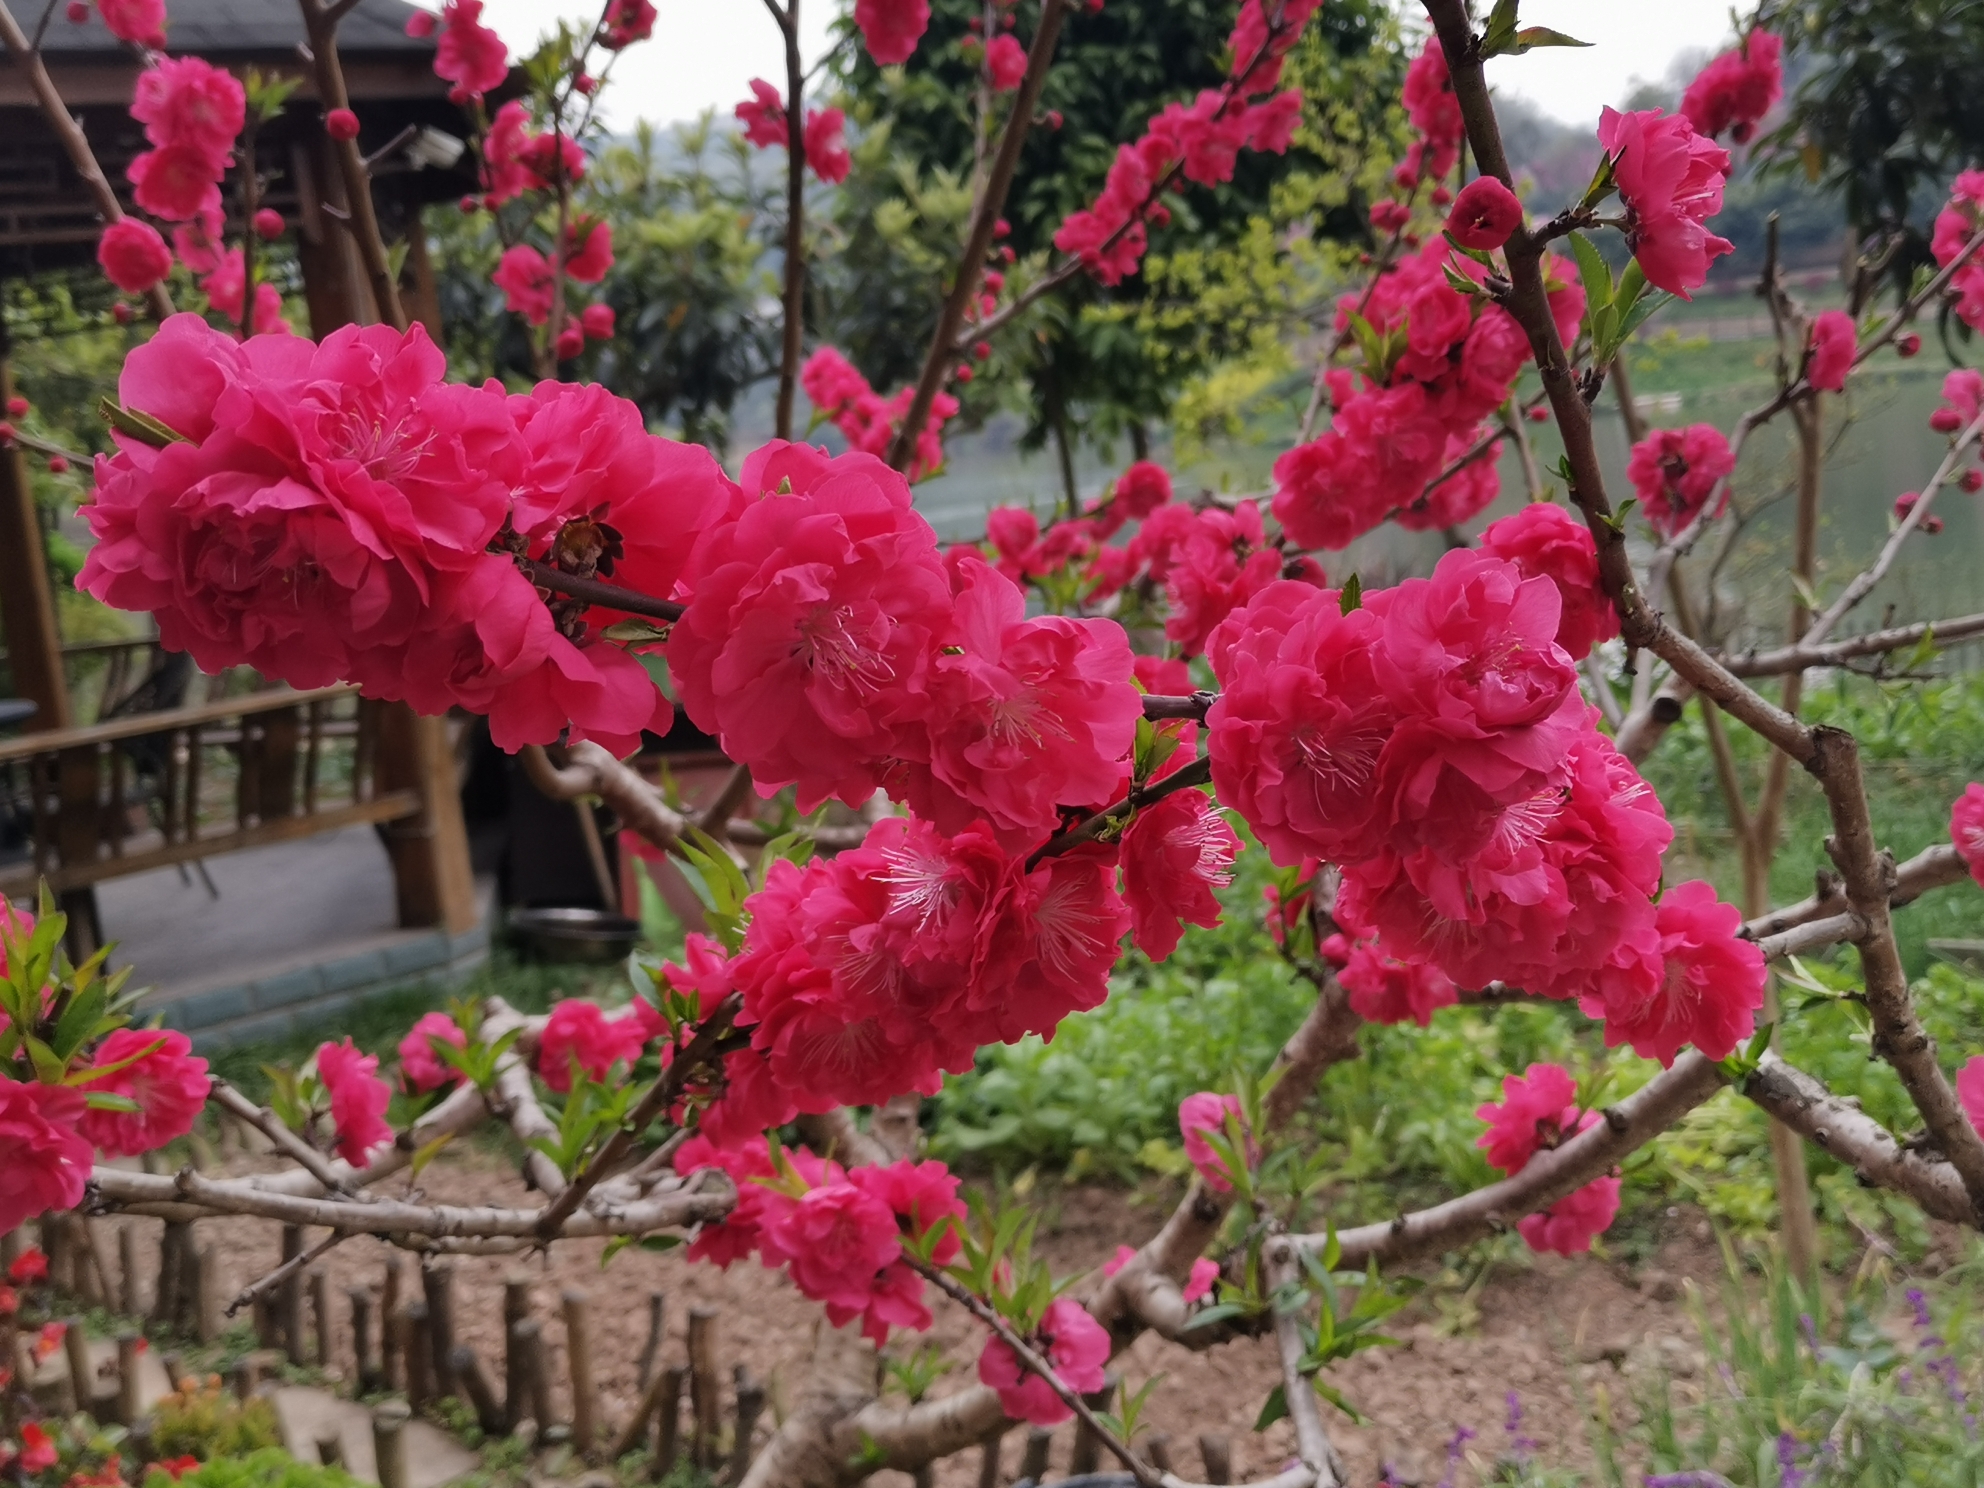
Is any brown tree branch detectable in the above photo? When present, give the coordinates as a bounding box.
[297,0,407,331]
[0,0,174,320]
[888,0,1068,471]
[531,992,743,1240]
[770,0,806,440]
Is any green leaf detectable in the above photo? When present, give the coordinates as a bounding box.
[25,1035,67,1083]
[1567,232,1614,321]
[410,1134,454,1177]
[1338,574,1362,614]
[1510,25,1590,52]
[637,1234,683,1254]
[1441,232,1496,269]
[1442,261,1488,298]
[83,1092,143,1114]
[67,1032,166,1086]
[98,396,190,449]
[52,978,110,1062]
[1253,1384,1289,1431]
[600,618,671,645]
[1312,1378,1365,1424]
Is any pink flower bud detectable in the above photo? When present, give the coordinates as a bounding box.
[404,7,434,36]
[1446,175,1523,251]
[1899,332,1922,358]
[554,325,584,360]
[47,455,69,474]
[6,396,27,418]
[972,341,991,360]
[326,107,360,141]
[65,1,88,21]
[252,207,284,239]
[954,364,974,382]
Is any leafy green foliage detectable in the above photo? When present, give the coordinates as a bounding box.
[148,1381,284,1465]
[1761,0,1984,290]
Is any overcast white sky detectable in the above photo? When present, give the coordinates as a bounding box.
[467,0,1743,132]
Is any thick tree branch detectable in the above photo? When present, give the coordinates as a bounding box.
[1739,1052,1978,1225]
[1807,726,1984,1218]
[1300,1053,1726,1265]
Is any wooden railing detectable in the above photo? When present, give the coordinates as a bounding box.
[0,685,423,897]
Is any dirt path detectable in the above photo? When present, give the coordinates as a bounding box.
[97,1149,1728,1486]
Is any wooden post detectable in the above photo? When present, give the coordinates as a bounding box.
[118,1226,140,1316]
[40,1214,70,1296]
[309,1267,333,1370]
[190,1244,218,1344]
[316,1433,345,1469]
[975,1427,1007,1488]
[421,1260,457,1397]
[231,1354,260,1401]
[404,1302,433,1411]
[517,1318,553,1433]
[349,1288,378,1395]
[561,1289,597,1456]
[607,1352,676,1462]
[652,1366,685,1478]
[686,1306,719,1471]
[279,1227,306,1367]
[1198,1433,1232,1485]
[290,129,373,336]
[71,1215,110,1309]
[399,206,444,341]
[1144,1433,1174,1474]
[452,1346,504,1436]
[381,1257,404,1392]
[375,706,478,934]
[116,1332,144,1426]
[63,1315,97,1417]
[634,1291,665,1396]
[1068,1374,1117,1475]
[730,1371,765,1483]
[1018,1426,1053,1482]
[0,329,72,735]
[372,1401,412,1488]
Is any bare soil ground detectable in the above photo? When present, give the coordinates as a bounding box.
[98,1145,1733,1487]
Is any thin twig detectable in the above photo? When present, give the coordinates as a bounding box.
[531,992,744,1240]
[907,1256,1162,1487]
[228,1228,351,1316]
[889,0,1068,471]
[1026,756,1212,868]
[208,1079,362,1198]
[1801,405,1984,646]
[0,0,173,320]
[520,559,685,623]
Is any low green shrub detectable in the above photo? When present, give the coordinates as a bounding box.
[145,1449,362,1488]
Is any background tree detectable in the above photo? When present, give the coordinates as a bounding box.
[826,0,1404,498]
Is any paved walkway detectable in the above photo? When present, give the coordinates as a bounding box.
[98,826,400,998]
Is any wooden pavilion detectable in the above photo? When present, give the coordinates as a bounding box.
[0,0,487,952]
